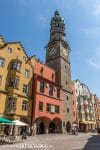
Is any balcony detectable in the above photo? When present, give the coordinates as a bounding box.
[6,108,16,115]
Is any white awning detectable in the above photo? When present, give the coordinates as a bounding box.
[12,120,28,126]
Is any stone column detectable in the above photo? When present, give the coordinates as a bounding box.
[33,123,37,135]
[45,126,49,134]
[62,121,66,134]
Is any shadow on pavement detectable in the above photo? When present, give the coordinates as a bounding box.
[83,134,100,150]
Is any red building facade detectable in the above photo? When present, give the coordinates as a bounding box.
[32,59,62,134]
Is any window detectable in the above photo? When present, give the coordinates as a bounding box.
[0,57,5,67]
[40,82,45,93]
[9,78,19,88]
[8,97,16,109]
[39,102,43,111]
[49,85,53,96]
[40,67,43,75]
[73,100,74,105]
[52,73,54,80]
[73,111,75,117]
[22,100,28,110]
[51,105,55,113]
[67,96,69,100]
[23,84,28,93]
[23,56,27,61]
[0,75,2,85]
[57,88,60,98]
[10,62,21,71]
[47,103,51,112]
[17,47,21,51]
[55,105,59,113]
[8,47,12,53]
[25,69,30,78]
[67,108,69,113]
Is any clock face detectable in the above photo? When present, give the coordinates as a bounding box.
[63,49,68,56]
[48,48,57,56]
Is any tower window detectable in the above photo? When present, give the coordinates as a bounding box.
[67,108,69,113]
[57,88,60,98]
[73,100,74,105]
[67,96,69,100]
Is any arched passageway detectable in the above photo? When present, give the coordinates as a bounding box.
[34,117,62,134]
[37,122,45,134]
[66,121,71,133]
[49,122,56,133]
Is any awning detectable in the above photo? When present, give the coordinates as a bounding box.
[80,121,96,124]
[12,120,28,126]
[0,117,12,123]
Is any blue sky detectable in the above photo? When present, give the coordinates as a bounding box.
[0,0,100,97]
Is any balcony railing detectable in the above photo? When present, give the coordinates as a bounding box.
[6,108,16,115]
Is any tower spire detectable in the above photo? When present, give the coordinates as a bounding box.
[50,10,66,42]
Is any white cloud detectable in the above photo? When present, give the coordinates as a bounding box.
[88,48,100,69]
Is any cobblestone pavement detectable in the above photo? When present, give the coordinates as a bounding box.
[0,132,99,150]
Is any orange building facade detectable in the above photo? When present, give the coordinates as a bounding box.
[32,59,62,134]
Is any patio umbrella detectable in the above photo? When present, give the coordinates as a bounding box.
[12,120,28,126]
[0,117,12,123]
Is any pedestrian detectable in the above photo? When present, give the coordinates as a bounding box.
[22,129,27,140]
[97,128,100,136]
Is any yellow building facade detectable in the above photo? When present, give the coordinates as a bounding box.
[0,35,34,124]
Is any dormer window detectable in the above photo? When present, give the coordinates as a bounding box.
[8,47,12,53]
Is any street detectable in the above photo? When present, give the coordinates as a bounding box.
[0,132,100,150]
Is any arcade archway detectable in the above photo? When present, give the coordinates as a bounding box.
[49,122,56,133]
[66,121,71,133]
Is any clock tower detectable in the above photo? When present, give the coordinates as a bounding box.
[46,10,73,133]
